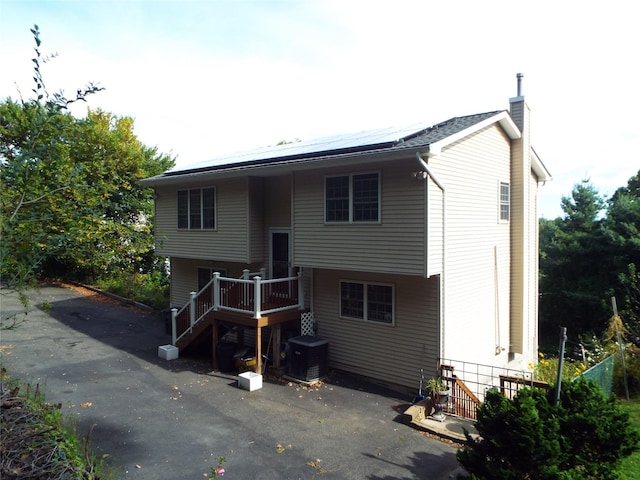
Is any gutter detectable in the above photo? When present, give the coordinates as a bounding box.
[416,152,447,362]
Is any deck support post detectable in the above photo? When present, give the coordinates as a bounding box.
[256,326,262,373]
[273,324,281,368]
[212,318,219,370]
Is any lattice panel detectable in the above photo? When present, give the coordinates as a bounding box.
[301,312,315,336]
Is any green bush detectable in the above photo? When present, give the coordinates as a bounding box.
[95,270,169,310]
[532,352,587,384]
[457,380,640,480]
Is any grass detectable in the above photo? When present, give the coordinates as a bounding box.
[618,398,640,480]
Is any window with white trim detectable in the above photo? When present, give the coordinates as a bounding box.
[326,173,380,223]
[340,280,394,325]
[499,181,510,222]
[178,187,216,229]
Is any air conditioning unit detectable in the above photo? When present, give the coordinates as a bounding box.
[287,335,329,382]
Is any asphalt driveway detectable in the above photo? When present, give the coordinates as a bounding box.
[1,285,466,479]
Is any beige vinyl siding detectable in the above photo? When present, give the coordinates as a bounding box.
[170,257,201,307]
[263,175,292,229]
[170,257,251,307]
[314,269,439,388]
[427,125,513,365]
[293,158,426,276]
[247,177,265,263]
[427,177,444,277]
[154,178,251,262]
[525,170,540,359]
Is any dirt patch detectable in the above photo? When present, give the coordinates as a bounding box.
[52,281,158,316]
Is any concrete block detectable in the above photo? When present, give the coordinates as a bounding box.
[238,371,262,391]
[158,344,179,360]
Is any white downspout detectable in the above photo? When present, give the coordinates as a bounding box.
[416,152,447,362]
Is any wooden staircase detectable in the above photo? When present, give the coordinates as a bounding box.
[440,364,482,420]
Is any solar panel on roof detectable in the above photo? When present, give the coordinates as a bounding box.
[168,121,430,174]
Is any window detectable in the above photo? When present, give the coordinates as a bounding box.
[340,280,394,325]
[499,182,510,222]
[177,187,216,229]
[197,266,227,290]
[326,173,379,223]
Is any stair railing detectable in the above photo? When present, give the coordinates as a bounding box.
[170,269,304,345]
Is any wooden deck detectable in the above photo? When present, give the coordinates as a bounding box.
[176,308,308,374]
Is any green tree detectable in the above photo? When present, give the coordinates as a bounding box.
[457,380,639,480]
[539,182,611,343]
[540,171,640,347]
[0,26,173,322]
[606,170,640,331]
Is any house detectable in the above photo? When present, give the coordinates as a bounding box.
[141,76,551,390]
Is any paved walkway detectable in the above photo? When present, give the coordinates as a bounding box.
[1,285,468,479]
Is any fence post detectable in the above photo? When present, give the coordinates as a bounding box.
[242,269,250,280]
[253,276,261,319]
[213,272,220,311]
[171,307,178,345]
[554,326,567,406]
[260,267,267,279]
[297,269,304,309]
[189,291,196,329]
[611,297,630,400]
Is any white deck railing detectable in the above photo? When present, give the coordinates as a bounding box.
[171,270,304,345]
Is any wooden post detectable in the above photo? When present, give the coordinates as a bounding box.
[212,318,219,370]
[256,326,262,373]
[611,297,630,400]
[273,324,282,368]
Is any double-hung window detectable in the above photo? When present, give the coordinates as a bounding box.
[326,172,380,223]
[499,181,510,222]
[340,280,394,325]
[177,187,216,229]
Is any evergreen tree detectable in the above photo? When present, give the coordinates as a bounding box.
[456,380,639,480]
[539,183,611,342]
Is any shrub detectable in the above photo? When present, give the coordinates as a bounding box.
[95,271,169,310]
[531,352,586,384]
[457,379,640,480]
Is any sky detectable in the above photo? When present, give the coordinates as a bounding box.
[1,0,638,219]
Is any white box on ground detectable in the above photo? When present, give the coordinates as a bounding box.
[158,344,179,360]
[238,371,262,391]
